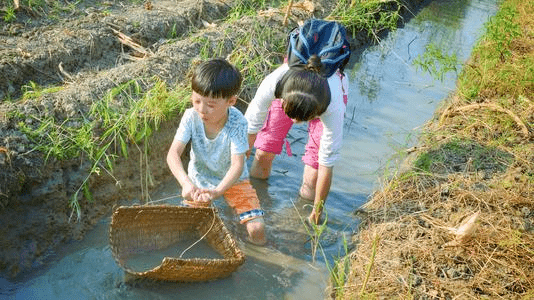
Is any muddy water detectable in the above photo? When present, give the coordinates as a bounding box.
[1,0,498,299]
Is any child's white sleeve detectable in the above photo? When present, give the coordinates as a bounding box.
[174,108,193,143]
[245,64,289,134]
[318,73,349,167]
[230,109,250,155]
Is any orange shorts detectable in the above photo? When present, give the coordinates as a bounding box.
[224,180,264,224]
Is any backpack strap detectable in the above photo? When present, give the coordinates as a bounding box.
[338,71,348,105]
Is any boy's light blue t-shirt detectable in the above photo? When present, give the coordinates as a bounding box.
[174,106,250,190]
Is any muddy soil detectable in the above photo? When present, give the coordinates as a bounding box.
[0,0,427,279]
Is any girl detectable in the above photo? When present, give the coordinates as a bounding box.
[245,55,349,224]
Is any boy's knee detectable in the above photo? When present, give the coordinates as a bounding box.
[246,218,266,245]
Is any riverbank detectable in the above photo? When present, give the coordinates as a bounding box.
[338,0,534,298]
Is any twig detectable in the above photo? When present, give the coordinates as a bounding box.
[439,102,529,137]
[283,0,293,26]
[179,208,217,258]
[110,28,152,58]
[58,62,74,82]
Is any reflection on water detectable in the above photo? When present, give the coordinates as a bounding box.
[1,0,498,299]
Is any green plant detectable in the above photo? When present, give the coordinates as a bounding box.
[413,139,513,174]
[225,0,271,22]
[329,0,402,43]
[168,22,178,39]
[192,36,212,60]
[291,199,352,297]
[23,0,46,10]
[485,2,520,59]
[413,43,459,81]
[457,0,530,101]
[22,81,64,100]
[3,6,16,22]
[359,234,379,297]
[330,234,351,298]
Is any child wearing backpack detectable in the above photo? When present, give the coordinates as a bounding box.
[244,19,350,224]
[167,58,266,245]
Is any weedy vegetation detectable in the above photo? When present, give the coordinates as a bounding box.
[18,77,189,219]
[328,0,403,42]
[340,0,534,298]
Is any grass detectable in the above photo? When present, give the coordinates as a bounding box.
[413,43,460,82]
[413,138,513,174]
[0,0,135,25]
[3,6,16,22]
[291,199,352,299]
[458,0,533,100]
[328,0,403,43]
[21,81,65,101]
[19,77,189,219]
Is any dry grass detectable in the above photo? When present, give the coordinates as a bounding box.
[340,0,534,298]
[344,173,533,299]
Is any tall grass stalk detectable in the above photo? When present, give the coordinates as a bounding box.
[359,234,379,297]
[291,199,351,297]
[330,234,351,298]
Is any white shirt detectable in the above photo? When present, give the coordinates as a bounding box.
[174,106,249,189]
[245,64,349,167]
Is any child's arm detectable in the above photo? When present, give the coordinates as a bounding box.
[309,164,333,224]
[203,153,245,200]
[245,64,289,135]
[166,139,197,200]
[246,133,257,158]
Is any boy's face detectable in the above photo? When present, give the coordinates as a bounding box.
[191,91,236,126]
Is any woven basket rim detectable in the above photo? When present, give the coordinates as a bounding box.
[109,204,245,281]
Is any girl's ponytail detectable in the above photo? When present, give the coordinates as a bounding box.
[305,54,325,76]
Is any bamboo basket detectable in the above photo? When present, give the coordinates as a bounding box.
[109,205,245,282]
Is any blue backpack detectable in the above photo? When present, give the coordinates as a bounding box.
[286,19,351,78]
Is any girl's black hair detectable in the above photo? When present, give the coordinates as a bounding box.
[275,55,330,122]
[191,58,242,98]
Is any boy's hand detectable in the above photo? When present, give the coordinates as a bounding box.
[195,189,222,202]
[183,189,217,208]
[181,182,199,201]
[183,198,211,208]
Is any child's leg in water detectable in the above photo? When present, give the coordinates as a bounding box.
[251,100,293,179]
[224,180,266,245]
[246,218,266,245]
[250,150,276,179]
[299,165,318,201]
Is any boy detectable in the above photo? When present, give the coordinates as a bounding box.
[167,58,266,245]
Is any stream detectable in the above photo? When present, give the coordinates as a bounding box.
[0,0,499,299]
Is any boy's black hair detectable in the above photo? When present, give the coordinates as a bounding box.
[275,55,331,122]
[191,58,242,99]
